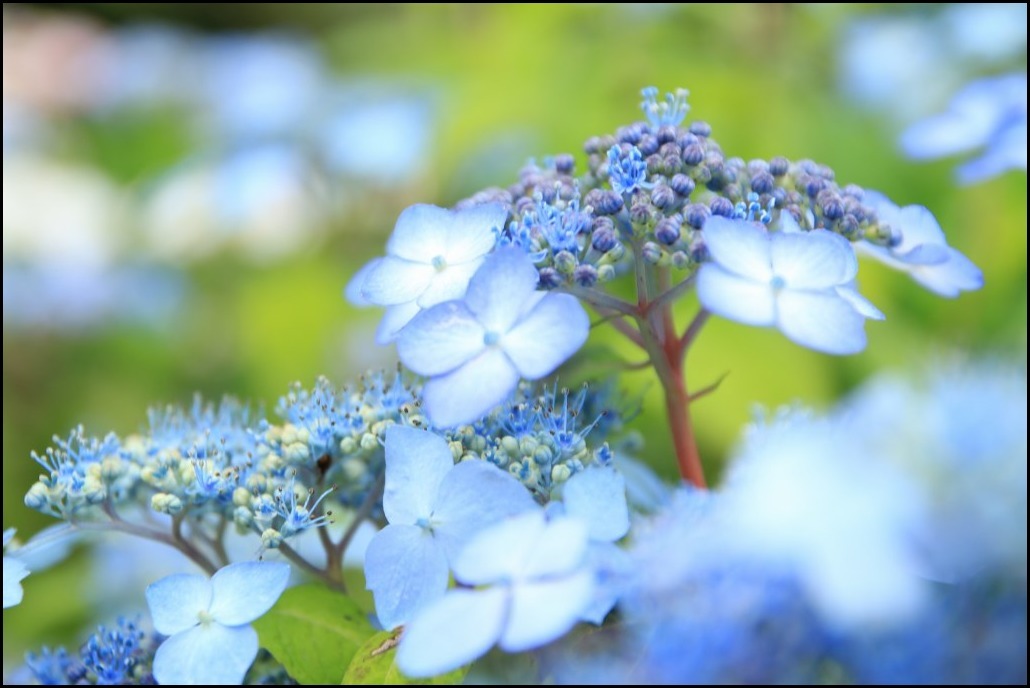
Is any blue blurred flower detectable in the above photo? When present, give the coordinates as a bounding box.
[363,425,534,630]
[697,216,880,354]
[901,72,1027,183]
[396,249,589,427]
[145,561,290,685]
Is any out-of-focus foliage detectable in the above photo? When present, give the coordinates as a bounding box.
[3,1,1026,664]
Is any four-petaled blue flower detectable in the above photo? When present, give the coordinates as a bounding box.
[697,216,882,355]
[396,510,595,678]
[397,248,589,428]
[145,561,290,685]
[857,191,984,298]
[363,425,535,630]
[347,203,508,343]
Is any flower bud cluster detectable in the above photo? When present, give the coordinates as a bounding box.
[25,371,621,542]
[459,88,899,289]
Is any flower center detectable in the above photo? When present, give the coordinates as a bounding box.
[770,275,787,291]
[197,609,215,626]
[431,255,447,272]
[483,331,501,347]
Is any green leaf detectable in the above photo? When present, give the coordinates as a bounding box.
[253,584,376,685]
[342,629,469,685]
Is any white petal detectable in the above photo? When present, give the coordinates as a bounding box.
[387,204,452,262]
[502,294,589,379]
[153,623,258,685]
[464,249,540,335]
[3,529,15,548]
[375,301,422,344]
[697,264,776,326]
[499,572,593,652]
[417,259,483,308]
[520,517,590,579]
[383,425,454,525]
[363,524,450,630]
[345,258,382,307]
[361,256,435,305]
[146,573,211,636]
[562,467,630,542]
[776,290,868,355]
[701,216,773,280]
[396,588,507,679]
[453,511,546,585]
[396,301,485,377]
[421,349,520,429]
[770,230,857,289]
[443,203,506,264]
[836,286,886,321]
[432,460,536,561]
[209,561,290,626]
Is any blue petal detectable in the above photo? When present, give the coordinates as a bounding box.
[364,524,449,630]
[562,467,630,542]
[383,425,454,525]
[452,511,545,585]
[375,301,422,345]
[146,573,211,636]
[910,247,985,298]
[776,290,868,355]
[361,256,434,305]
[441,203,506,264]
[502,293,589,380]
[153,623,258,685]
[431,460,536,561]
[209,561,290,626]
[697,264,776,326]
[387,204,452,262]
[421,349,520,428]
[3,556,29,608]
[416,260,483,308]
[463,248,540,335]
[770,230,857,289]
[836,285,886,321]
[396,588,507,679]
[521,517,590,579]
[345,258,382,307]
[701,216,773,280]
[579,542,631,625]
[499,571,593,652]
[396,301,485,377]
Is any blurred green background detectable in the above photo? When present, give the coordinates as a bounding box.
[3,2,1026,663]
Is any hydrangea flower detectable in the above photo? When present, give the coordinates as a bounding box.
[900,72,1027,183]
[348,203,508,342]
[857,192,983,298]
[363,425,535,630]
[3,529,30,609]
[397,248,589,427]
[396,510,594,678]
[697,216,881,355]
[145,561,290,685]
